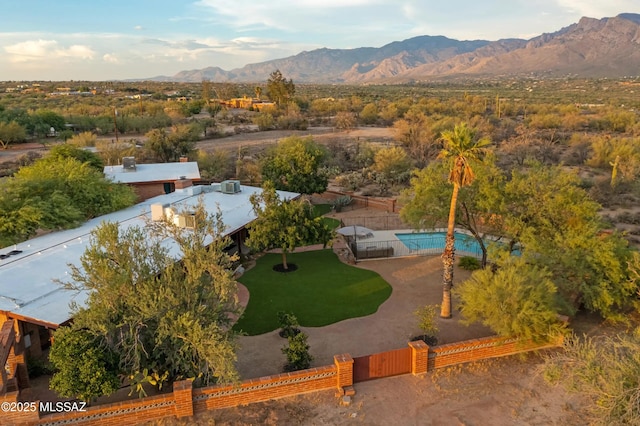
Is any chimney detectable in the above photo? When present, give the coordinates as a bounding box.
[175,176,193,190]
[179,156,188,163]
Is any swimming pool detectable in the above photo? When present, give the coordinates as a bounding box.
[395,231,484,256]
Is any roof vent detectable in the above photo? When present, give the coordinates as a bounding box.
[122,156,136,172]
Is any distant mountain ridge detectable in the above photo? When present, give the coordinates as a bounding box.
[148,13,640,83]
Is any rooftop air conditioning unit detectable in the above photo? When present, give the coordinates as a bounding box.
[177,212,196,229]
[221,180,241,194]
[150,203,169,221]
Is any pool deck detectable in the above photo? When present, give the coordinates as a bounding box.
[352,228,484,259]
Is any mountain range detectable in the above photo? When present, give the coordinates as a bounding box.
[150,13,640,84]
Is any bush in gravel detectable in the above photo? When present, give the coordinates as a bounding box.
[277,311,301,338]
[282,332,313,372]
[412,305,439,346]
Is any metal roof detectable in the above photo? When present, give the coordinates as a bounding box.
[0,184,298,327]
[103,161,201,184]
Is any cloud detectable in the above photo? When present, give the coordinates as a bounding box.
[103,53,119,63]
[4,39,94,63]
[134,25,144,31]
[554,0,637,19]
[193,0,402,36]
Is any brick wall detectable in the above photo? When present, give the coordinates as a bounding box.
[1,391,40,425]
[318,190,401,213]
[131,183,168,202]
[0,321,15,392]
[427,335,564,371]
[1,319,30,393]
[39,393,176,426]
[1,335,562,425]
[193,364,338,412]
[21,322,42,360]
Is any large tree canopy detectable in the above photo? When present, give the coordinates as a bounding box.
[49,327,120,402]
[401,154,505,267]
[437,122,491,318]
[499,163,636,320]
[260,136,328,195]
[246,181,332,270]
[144,123,201,163]
[266,69,295,106]
[404,155,638,328]
[51,200,241,400]
[454,255,566,342]
[0,154,135,248]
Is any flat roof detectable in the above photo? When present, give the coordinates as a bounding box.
[104,161,201,184]
[0,184,298,327]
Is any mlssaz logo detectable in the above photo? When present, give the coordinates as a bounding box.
[40,401,88,413]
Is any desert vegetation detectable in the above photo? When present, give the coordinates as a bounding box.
[3,76,640,423]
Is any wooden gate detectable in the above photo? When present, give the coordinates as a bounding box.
[353,347,412,382]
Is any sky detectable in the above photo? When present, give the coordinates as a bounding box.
[0,0,638,81]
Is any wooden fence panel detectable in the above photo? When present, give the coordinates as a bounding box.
[353,347,412,382]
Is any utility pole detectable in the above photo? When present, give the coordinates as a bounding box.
[112,108,119,143]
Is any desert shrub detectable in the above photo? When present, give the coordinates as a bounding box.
[543,331,640,425]
[67,131,97,147]
[414,305,439,345]
[282,332,313,372]
[332,195,352,212]
[277,311,300,338]
[459,256,481,270]
[335,171,366,192]
[252,112,274,130]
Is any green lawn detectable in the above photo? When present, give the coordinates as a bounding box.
[312,204,333,216]
[312,203,341,229]
[234,250,392,335]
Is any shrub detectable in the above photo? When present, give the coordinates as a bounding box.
[413,305,439,345]
[332,195,352,212]
[277,311,300,338]
[335,171,365,191]
[27,356,55,378]
[282,332,313,372]
[459,256,481,270]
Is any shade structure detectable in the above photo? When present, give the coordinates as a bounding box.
[336,225,375,239]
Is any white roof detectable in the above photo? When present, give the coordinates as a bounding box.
[0,184,298,327]
[103,162,201,184]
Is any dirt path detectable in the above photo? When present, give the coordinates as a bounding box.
[0,126,394,164]
[195,126,394,153]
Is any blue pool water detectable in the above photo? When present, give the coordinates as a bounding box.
[395,232,484,255]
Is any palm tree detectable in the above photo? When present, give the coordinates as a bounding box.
[439,123,491,318]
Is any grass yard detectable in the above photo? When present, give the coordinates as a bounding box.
[312,203,341,229]
[234,250,392,335]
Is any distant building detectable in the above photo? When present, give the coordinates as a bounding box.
[103,157,201,201]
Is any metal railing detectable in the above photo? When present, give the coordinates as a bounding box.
[340,216,408,231]
[348,236,484,261]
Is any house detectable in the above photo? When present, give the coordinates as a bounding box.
[0,183,299,394]
[103,157,201,201]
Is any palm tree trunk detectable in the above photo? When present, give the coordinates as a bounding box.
[282,251,289,270]
[441,183,460,319]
